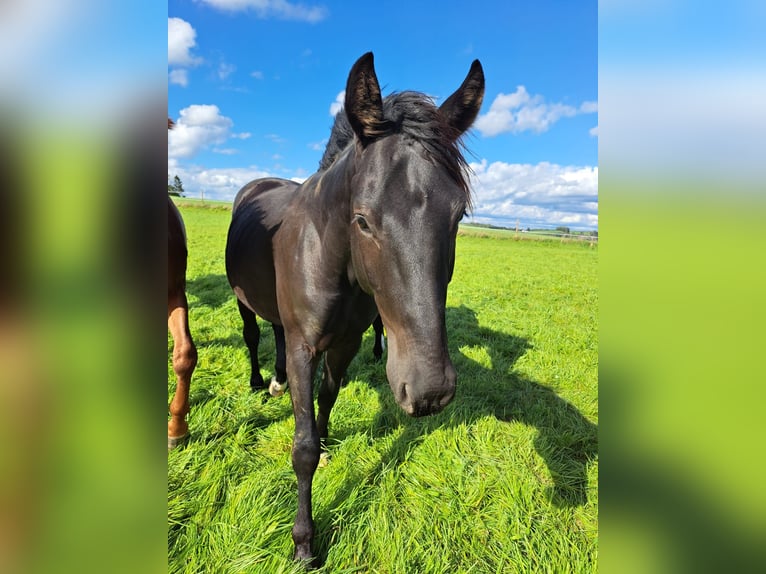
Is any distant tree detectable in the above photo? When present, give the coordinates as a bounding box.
[168,175,185,197]
[555,226,571,235]
[589,230,598,238]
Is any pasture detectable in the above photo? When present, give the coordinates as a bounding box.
[168,201,598,573]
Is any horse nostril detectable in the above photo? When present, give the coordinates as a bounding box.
[401,383,408,401]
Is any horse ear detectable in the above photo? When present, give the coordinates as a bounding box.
[439,60,485,137]
[344,52,389,146]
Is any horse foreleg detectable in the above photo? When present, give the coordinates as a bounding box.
[168,292,197,449]
[287,341,321,564]
[317,340,361,444]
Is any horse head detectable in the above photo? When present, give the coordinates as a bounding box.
[344,53,484,417]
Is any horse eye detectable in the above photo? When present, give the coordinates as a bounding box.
[355,214,371,232]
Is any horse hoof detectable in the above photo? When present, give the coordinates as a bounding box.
[168,432,189,451]
[250,377,267,392]
[269,378,287,397]
[293,546,316,566]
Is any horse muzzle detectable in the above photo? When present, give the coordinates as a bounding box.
[391,361,457,417]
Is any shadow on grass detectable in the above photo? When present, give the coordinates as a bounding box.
[174,273,297,445]
[186,273,231,309]
[173,293,597,567]
[598,366,764,573]
[313,304,598,564]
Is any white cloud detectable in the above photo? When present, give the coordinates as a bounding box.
[168,163,275,201]
[475,86,597,137]
[169,69,189,87]
[197,0,328,22]
[218,61,236,80]
[168,104,235,159]
[467,160,598,230]
[166,154,598,229]
[251,70,264,79]
[600,67,766,183]
[0,0,76,81]
[169,18,202,87]
[329,90,344,116]
[168,18,202,67]
[589,125,599,137]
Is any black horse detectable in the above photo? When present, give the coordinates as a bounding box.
[225,52,484,563]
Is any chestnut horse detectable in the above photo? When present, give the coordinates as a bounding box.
[168,118,197,450]
[225,53,484,562]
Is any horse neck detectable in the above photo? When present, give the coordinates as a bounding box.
[306,144,357,220]
[287,146,358,276]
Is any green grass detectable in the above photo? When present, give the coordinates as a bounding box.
[459,223,598,244]
[168,201,598,573]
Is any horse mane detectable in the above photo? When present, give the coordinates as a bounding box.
[318,111,354,171]
[319,92,473,208]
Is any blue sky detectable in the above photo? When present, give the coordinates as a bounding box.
[169,0,598,229]
[600,1,766,187]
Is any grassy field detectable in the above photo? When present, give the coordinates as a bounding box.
[458,223,598,243]
[168,202,598,573]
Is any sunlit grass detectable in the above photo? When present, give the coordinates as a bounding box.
[168,201,598,573]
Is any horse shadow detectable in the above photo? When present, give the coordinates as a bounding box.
[597,366,763,572]
[182,278,599,503]
[314,304,597,561]
[177,277,597,562]
[185,274,271,351]
[186,274,231,310]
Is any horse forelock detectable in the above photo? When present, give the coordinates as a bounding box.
[319,91,473,209]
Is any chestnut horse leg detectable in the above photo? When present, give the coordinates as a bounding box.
[168,289,197,450]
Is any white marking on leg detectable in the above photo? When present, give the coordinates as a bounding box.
[269,377,287,397]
